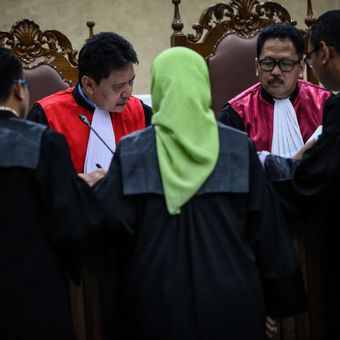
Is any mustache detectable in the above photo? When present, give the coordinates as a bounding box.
[268,77,284,84]
[116,96,130,106]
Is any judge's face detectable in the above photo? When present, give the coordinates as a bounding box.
[256,38,304,99]
[82,63,135,112]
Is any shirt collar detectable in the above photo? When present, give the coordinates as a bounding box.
[72,83,96,112]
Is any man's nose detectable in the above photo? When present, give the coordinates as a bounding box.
[271,64,282,74]
[122,83,133,98]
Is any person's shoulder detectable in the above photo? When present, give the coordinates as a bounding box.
[324,92,340,110]
[229,82,261,105]
[327,92,340,103]
[217,122,249,147]
[6,117,47,134]
[0,118,48,168]
[38,87,74,106]
[297,79,332,95]
[118,126,155,162]
[218,121,247,136]
[120,125,153,146]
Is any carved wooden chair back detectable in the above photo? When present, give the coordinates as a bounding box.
[0,19,95,108]
[170,0,317,115]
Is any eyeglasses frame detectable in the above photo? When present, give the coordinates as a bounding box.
[304,43,334,69]
[258,58,301,72]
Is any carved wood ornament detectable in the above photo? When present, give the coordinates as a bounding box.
[172,0,295,43]
[0,19,78,84]
[171,0,316,71]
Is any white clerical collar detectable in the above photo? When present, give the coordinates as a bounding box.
[271,97,304,158]
[84,106,116,173]
[0,106,19,117]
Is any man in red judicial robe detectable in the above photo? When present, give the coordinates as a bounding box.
[28,32,152,174]
[27,32,152,340]
[219,23,331,159]
[219,23,332,338]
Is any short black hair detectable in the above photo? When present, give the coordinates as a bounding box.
[310,10,340,55]
[78,32,139,84]
[257,23,304,59]
[0,47,23,102]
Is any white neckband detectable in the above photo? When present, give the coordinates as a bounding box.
[0,106,19,117]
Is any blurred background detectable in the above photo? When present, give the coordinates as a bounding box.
[1,0,339,94]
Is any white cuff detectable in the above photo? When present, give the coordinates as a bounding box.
[257,151,271,167]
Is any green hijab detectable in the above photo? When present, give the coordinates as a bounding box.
[151,47,219,215]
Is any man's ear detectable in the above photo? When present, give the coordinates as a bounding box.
[81,75,96,95]
[298,59,305,78]
[13,83,24,100]
[320,41,331,65]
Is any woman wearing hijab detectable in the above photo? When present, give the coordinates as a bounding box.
[94,47,308,339]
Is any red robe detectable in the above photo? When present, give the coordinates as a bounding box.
[38,88,145,172]
[229,80,332,151]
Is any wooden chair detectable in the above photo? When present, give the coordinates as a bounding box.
[0,19,95,109]
[170,0,317,116]
[170,1,327,340]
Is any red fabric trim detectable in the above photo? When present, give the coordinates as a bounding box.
[38,89,145,172]
[230,80,332,152]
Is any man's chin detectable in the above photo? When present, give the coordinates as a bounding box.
[266,84,287,97]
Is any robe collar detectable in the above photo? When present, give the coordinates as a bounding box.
[0,109,17,120]
[0,112,45,168]
[120,124,249,196]
[72,83,96,112]
[260,83,299,105]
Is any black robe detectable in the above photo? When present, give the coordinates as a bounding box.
[264,93,340,337]
[0,110,99,339]
[95,124,308,339]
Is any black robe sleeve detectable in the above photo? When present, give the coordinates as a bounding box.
[263,95,340,214]
[93,147,138,237]
[37,129,101,283]
[218,103,245,131]
[292,95,340,204]
[245,142,308,317]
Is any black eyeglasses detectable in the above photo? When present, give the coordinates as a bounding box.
[304,43,334,69]
[303,47,320,69]
[12,79,28,87]
[258,58,301,72]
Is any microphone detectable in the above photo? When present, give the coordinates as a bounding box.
[79,114,115,155]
